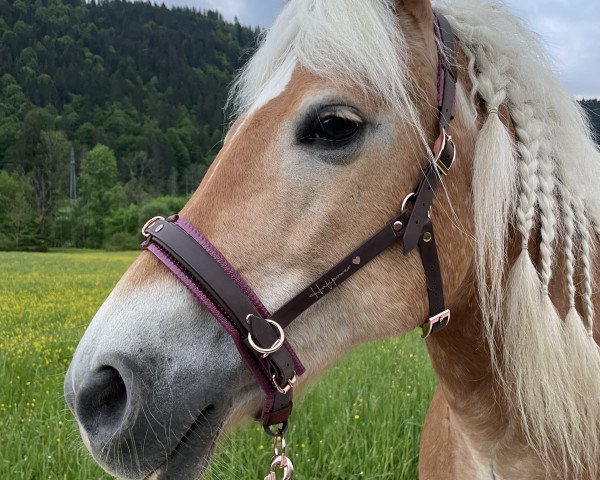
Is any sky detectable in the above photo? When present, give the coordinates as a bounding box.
[154,0,599,98]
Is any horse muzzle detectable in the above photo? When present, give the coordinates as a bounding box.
[64,278,252,480]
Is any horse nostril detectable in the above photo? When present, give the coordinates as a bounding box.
[75,367,128,441]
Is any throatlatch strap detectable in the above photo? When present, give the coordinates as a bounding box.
[418,220,450,338]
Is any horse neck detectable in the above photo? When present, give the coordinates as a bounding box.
[425,225,600,475]
[422,251,541,480]
[424,262,506,431]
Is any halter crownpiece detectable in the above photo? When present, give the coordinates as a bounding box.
[141,12,456,479]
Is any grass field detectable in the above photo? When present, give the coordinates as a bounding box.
[0,251,437,479]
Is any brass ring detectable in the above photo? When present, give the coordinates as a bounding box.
[141,216,165,238]
[269,455,294,480]
[401,192,431,219]
[401,192,416,212]
[247,319,285,357]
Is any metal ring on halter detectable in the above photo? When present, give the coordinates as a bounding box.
[268,455,294,480]
[401,192,416,212]
[264,422,288,437]
[433,128,455,176]
[401,192,432,218]
[264,434,293,480]
[247,317,285,358]
[141,216,165,238]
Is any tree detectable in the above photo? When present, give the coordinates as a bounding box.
[0,171,43,250]
[32,129,70,218]
[581,99,600,142]
[11,107,55,176]
[0,0,597,252]
[0,75,28,168]
[0,0,258,194]
[79,144,119,247]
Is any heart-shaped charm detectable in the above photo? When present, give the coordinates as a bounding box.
[352,256,361,265]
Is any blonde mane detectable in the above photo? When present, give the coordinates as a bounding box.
[230,0,600,476]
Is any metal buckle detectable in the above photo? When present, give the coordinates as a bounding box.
[247,317,286,358]
[433,129,455,176]
[401,192,431,218]
[141,216,165,238]
[272,373,297,395]
[421,309,451,338]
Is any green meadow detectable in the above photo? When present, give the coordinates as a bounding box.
[0,251,437,479]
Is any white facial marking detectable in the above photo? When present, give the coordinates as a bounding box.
[206,56,297,188]
[248,54,297,117]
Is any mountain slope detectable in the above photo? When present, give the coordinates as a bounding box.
[0,0,258,190]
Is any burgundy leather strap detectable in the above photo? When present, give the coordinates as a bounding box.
[147,219,296,376]
[418,219,450,337]
[403,12,456,254]
[272,211,409,329]
[142,218,302,430]
[436,14,457,131]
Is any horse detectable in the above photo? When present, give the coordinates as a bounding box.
[64,0,600,478]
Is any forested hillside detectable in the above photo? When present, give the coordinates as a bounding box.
[0,0,258,250]
[0,0,599,251]
[582,99,600,142]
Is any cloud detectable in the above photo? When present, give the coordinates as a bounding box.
[150,0,283,27]
[502,0,599,97]
[193,0,246,21]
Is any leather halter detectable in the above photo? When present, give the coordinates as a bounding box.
[141,14,457,438]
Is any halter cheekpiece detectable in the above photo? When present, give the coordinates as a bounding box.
[141,13,457,479]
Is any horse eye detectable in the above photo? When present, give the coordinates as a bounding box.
[303,115,361,145]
